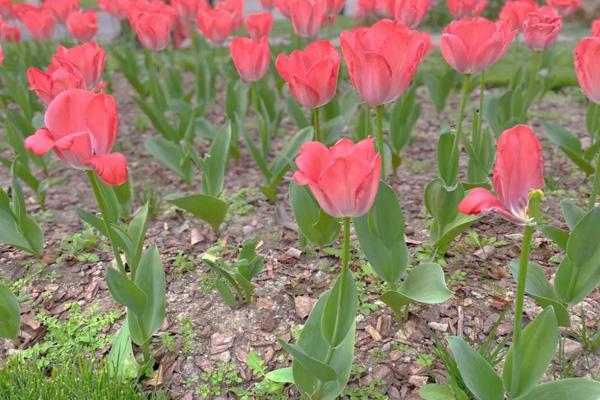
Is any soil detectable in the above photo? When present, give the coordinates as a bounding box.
[0,72,598,400]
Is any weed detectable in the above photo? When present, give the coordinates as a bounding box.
[181,317,194,354]
[342,364,387,400]
[231,351,287,399]
[184,363,243,399]
[368,348,388,363]
[227,188,256,219]
[170,251,196,276]
[449,270,467,287]
[57,226,102,264]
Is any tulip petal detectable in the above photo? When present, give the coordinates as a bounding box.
[294,141,332,184]
[458,187,524,223]
[440,33,470,73]
[85,93,118,154]
[25,128,55,156]
[45,89,94,140]
[317,156,371,217]
[288,75,320,109]
[354,52,392,106]
[84,152,128,186]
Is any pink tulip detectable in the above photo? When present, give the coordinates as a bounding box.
[43,0,79,23]
[132,11,173,51]
[0,20,22,42]
[293,137,381,218]
[172,16,191,48]
[440,17,516,74]
[356,0,377,18]
[27,59,86,105]
[592,17,600,37]
[196,4,236,44]
[275,40,340,110]
[447,0,487,19]
[66,10,98,42]
[340,19,430,106]
[394,0,431,28]
[12,3,39,20]
[25,89,128,186]
[261,0,275,9]
[0,0,12,19]
[288,0,327,39]
[522,6,561,51]
[0,42,3,64]
[545,0,580,16]
[326,0,345,16]
[499,0,538,30]
[21,9,55,41]
[219,0,244,30]
[275,0,291,17]
[51,42,106,89]
[98,0,130,19]
[459,125,543,225]
[574,36,600,104]
[172,0,201,19]
[246,11,273,38]
[230,37,270,81]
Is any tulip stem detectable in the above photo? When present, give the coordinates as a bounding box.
[455,73,471,146]
[510,224,534,396]
[87,171,127,276]
[376,105,385,178]
[477,71,485,135]
[312,107,322,143]
[589,152,600,209]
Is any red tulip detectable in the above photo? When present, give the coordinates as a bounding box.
[275,40,340,109]
[447,0,487,19]
[574,36,600,104]
[545,0,580,16]
[66,11,98,42]
[0,0,12,19]
[441,17,516,74]
[172,0,201,19]
[246,11,273,39]
[12,3,39,20]
[394,0,431,28]
[326,0,345,16]
[27,59,86,105]
[459,125,543,225]
[288,0,327,39]
[222,0,245,30]
[230,37,270,81]
[172,16,191,48]
[356,0,377,18]
[0,20,22,42]
[132,12,173,51]
[499,0,538,30]
[21,10,55,41]
[196,4,236,44]
[374,0,394,18]
[275,0,291,17]
[592,17,600,37]
[261,0,276,10]
[293,137,381,218]
[340,19,430,106]
[98,0,130,19]
[44,0,79,23]
[51,42,106,89]
[522,6,561,51]
[25,89,128,186]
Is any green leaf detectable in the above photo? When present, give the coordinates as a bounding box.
[288,182,339,246]
[265,368,294,384]
[502,307,559,398]
[105,268,147,318]
[126,204,150,276]
[390,85,420,153]
[0,283,20,338]
[278,341,337,382]
[543,124,594,175]
[107,321,139,379]
[287,96,309,128]
[144,137,193,183]
[423,67,458,114]
[538,225,569,252]
[447,336,504,400]
[166,193,228,232]
[514,378,600,400]
[419,384,455,400]
[425,178,462,228]
[321,270,357,348]
[128,246,166,346]
[438,131,459,188]
[201,123,231,197]
[560,200,586,231]
[383,263,453,310]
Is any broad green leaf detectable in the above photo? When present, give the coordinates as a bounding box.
[279,341,337,382]
[201,123,231,197]
[514,378,600,400]
[166,193,228,231]
[288,182,339,246]
[543,124,594,175]
[107,321,139,379]
[432,214,479,255]
[126,204,150,276]
[538,225,569,251]
[502,307,559,398]
[419,384,455,400]
[105,268,147,318]
[144,137,192,183]
[390,85,420,153]
[287,96,309,128]
[354,182,409,284]
[425,178,462,228]
[438,132,459,188]
[265,368,294,384]
[0,207,40,255]
[321,270,357,348]
[560,200,585,231]
[447,336,504,400]
[0,283,20,338]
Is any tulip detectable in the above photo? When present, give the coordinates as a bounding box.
[394,0,431,28]
[98,0,130,19]
[293,137,381,218]
[0,0,12,19]
[574,36,600,104]
[288,0,327,39]
[0,20,22,42]
[356,0,377,19]
[224,0,245,30]
[172,16,191,49]
[522,6,562,51]
[275,0,291,17]
[43,0,79,23]
[499,0,538,31]
[172,0,201,19]
[132,12,173,51]
[12,3,39,20]
[25,89,128,186]
[230,37,270,81]
[51,42,106,89]
[326,0,345,16]
[246,11,273,39]
[196,4,236,45]
[0,42,3,64]
[374,0,394,18]
[447,0,487,19]
[66,10,98,42]
[21,10,55,41]
[261,0,276,10]
[440,17,516,74]
[546,0,580,16]
[459,125,543,225]
[592,17,600,37]
[340,19,430,106]
[27,59,86,105]
[275,40,340,110]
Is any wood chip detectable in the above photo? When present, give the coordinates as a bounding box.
[365,324,383,341]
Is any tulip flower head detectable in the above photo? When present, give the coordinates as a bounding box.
[261,0,276,10]
[132,11,174,51]
[499,0,538,31]
[0,42,3,64]
[12,3,39,20]
[44,0,80,23]
[21,9,55,41]
[394,0,431,28]
[197,4,236,44]
[340,19,431,106]
[459,125,543,225]
[447,0,487,19]
[288,0,328,39]
[545,0,580,16]
[522,6,562,51]
[66,10,98,42]
[51,42,106,89]
[293,137,381,218]
[25,89,128,186]
[98,0,130,19]
[0,0,12,19]
[230,37,270,81]
[574,36,600,104]
[172,0,202,19]
[246,11,273,39]
[440,17,516,74]
[275,39,341,110]
[27,59,86,105]
[0,20,22,42]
